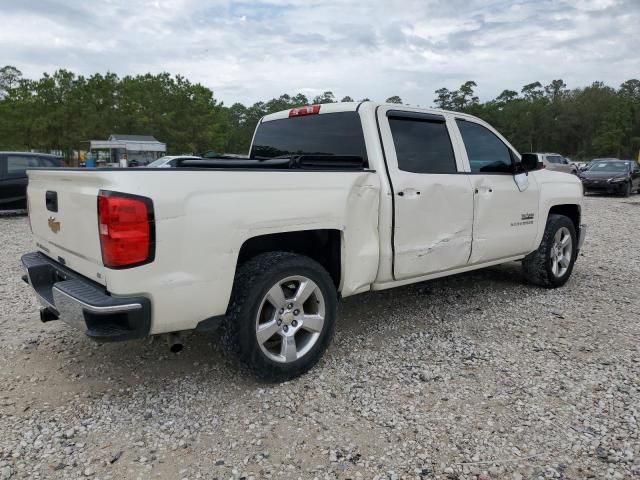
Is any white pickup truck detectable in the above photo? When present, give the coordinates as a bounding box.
[22,102,586,380]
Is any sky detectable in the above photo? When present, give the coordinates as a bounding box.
[1,0,639,106]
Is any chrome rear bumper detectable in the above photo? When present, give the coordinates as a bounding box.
[21,252,151,342]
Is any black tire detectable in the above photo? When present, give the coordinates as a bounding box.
[523,214,577,288]
[221,252,337,382]
[622,181,631,197]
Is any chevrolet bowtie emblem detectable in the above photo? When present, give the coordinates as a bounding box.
[48,217,60,234]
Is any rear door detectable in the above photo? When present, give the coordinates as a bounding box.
[0,154,37,209]
[377,108,474,280]
[454,118,539,263]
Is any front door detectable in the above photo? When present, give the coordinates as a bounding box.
[453,118,540,264]
[378,108,474,280]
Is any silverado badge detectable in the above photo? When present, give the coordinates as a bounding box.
[48,217,60,234]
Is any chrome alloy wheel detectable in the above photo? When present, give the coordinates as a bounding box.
[255,276,326,363]
[550,227,572,278]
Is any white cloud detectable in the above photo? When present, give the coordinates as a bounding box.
[0,0,638,105]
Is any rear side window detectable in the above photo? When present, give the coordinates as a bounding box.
[389,117,456,174]
[456,120,513,173]
[547,155,563,164]
[250,112,368,167]
[6,155,39,178]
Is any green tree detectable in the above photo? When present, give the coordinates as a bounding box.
[385,95,403,104]
[434,87,453,109]
[0,65,22,98]
[521,82,544,101]
[312,91,336,104]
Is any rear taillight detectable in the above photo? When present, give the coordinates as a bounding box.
[98,191,155,268]
[289,104,321,117]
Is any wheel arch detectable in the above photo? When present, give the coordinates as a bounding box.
[547,204,581,233]
[237,229,342,290]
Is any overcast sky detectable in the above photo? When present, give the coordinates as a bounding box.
[1,0,638,106]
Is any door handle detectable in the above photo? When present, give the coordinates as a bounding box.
[397,189,421,197]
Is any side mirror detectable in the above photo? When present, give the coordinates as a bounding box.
[520,153,539,172]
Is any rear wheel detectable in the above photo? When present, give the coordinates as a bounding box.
[523,214,577,288]
[222,252,337,381]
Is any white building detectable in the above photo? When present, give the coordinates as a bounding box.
[89,134,167,166]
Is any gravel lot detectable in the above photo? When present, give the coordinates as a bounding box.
[1,195,639,480]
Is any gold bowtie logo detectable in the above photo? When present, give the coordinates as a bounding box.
[48,217,60,234]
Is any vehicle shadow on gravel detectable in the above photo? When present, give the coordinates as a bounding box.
[28,261,530,395]
[338,261,526,323]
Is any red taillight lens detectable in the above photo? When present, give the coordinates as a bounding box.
[289,104,321,117]
[98,192,154,268]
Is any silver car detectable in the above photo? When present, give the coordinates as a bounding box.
[530,153,577,174]
[146,155,201,168]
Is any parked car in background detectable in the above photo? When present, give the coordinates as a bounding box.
[145,155,202,168]
[530,153,577,174]
[1,152,65,210]
[579,159,640,196]
[571,161,588,171]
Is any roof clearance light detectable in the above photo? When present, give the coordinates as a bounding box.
[289,105,321,117]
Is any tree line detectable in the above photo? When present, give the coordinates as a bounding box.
[436,79,640,159]
[1,65,638,160]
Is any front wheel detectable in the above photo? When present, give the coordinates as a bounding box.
[622,181,632,197]
[222,252,337,381]
[523,214,577,288]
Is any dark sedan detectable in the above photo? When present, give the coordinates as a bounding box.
[579,159,640,197]
[0,152,65,210]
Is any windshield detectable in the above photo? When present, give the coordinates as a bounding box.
[250,112,368,166]
[147,157,171,167]
[588,161,629,173]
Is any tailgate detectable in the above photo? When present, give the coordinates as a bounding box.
[27,169,109,286]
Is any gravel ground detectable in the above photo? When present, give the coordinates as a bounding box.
[0,195,639,480]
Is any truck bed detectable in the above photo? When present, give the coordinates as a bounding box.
[27,168,381,334]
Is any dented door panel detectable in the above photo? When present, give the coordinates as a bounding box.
[393,176,474,279]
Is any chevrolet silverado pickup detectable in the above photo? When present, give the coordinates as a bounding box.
[22,102,586,380]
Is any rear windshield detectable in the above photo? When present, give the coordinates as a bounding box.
[250,112,368,167]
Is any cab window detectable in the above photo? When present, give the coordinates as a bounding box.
[389,116,457,174]
[456,120,514,173]
[251,112,368,167]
